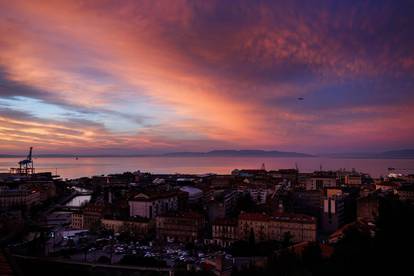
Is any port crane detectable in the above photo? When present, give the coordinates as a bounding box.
[10,147,35,175]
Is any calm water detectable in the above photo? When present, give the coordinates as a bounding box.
[1,157,414,179]
[65,195,91,207]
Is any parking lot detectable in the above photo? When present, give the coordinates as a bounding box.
[53,231,231,268]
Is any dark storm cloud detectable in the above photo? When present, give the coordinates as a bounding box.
[0,68,48,98]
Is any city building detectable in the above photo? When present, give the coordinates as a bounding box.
[398,185,414,202]
[306,172,337,190]
[321,195,345,233]
[91,174,134,188]
[71,212,84,229]
[156,211,205,243]
[0,187,41,209]
[232,169,267,178]
[83,203,105,229]
[204,175,235,188]
[211,218,238,247]
[357,194,379,222]
[129,191,179,218]
[71,203,106,230]
[238,212,317,243]
[403,174,414,184]
[179,186,203,204]
[268,212,317,242]
[206,189,237,221]
[0,210,24,237]
[293,189,323,218]
[268,169,299,187]
[207,201,227,222]
[344,174,362,186]
[375,181,399,192]
[202,254,233,276]
[246,185,268,205]
[101,217,153,237]
[238,212,269,241]
[326,187,343,198]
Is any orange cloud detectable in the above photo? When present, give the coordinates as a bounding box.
[0,0,413,153]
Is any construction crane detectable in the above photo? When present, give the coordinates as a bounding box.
[18,147,34,175]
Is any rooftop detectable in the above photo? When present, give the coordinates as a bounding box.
[129,191,178,201]
[238,212,270,222]
[213,218,238,226]
[271,212,316,223]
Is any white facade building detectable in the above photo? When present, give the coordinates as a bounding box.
[129,192,178,219]
[179,186,203,204]
[306,176,337,190]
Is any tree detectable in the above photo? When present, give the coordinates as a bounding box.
[97,255,111,264]
[281,231,293,248]
[229,240,252,257]
[236,194,257,213]
[88,219,103,234]
[266,248,301,276]
[248,228,255,248]
[82,246,89,262]
[372,196,414,274]
[301,242,323,273]
[66,238,75,248]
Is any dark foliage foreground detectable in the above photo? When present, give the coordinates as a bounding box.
[232,196,414,276]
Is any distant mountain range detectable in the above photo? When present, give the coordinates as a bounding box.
[1,149,414,158]
[324,149,414,159]
[162,150,314,157]
[0,149,313,158]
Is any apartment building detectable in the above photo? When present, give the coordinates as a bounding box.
[129,191,179,218]
[238,212,317,243]
[306,172,337,190]
[212,218,238,247]
[0,187,40,209]
[156,211,205,243]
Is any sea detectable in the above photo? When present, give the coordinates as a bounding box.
[1,156,414,179]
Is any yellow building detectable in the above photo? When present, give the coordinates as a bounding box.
[238,212,317,243]
[71,212,84,229]
[101,217,153,237]
[238,212,270,241]
[212,218,238,247]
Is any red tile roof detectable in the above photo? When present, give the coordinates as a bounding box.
[160,211,203,219]
[238,212,270,221]
[271,212,316,223]
[213,218,237,226]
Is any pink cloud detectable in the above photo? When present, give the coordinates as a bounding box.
[0,0,413,153]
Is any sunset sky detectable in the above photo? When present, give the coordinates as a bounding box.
[0,0,413,155]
